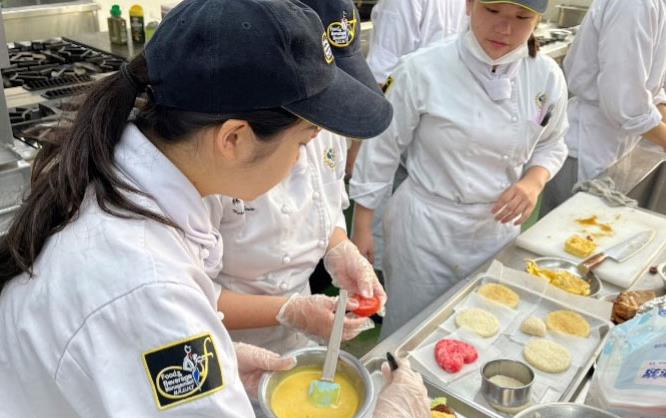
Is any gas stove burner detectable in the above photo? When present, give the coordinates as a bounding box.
[20,120,71,146]
[14,119,71,149]
[9,101,81,149]
[8,103,57,125]
[41,84,90,100]
[2,38,126,94]
[23,74,93,91]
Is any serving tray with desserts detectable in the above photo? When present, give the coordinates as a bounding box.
[369,272,612,418]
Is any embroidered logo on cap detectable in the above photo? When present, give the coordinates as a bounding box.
[143,333,224,410]
[322,33,334,64]
[327,10,357,48]
[323,147,337,169]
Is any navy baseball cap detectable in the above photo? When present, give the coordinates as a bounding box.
[299,0,380,94]
[145,0,392,139]
[479,0,548,14]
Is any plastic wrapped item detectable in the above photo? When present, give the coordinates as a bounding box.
[588,296,666,417]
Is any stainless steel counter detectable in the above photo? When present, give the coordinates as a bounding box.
[361,146,666,415]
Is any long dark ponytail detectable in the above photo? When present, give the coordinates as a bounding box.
[0,54,298,289]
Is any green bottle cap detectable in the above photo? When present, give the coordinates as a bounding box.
[111,4,122,17]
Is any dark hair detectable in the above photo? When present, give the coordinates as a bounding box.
[528,33,539,58]
[0,54,299,288]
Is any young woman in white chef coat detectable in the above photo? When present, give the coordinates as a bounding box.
[541,0,666,214]
[348,0,469,273]
[206,0,388,356]
[351,0,569,337]
[0,0,430,416]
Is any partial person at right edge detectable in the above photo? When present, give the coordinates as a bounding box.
[541,0,666,215]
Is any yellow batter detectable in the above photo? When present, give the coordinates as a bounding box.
[271,367,360,418]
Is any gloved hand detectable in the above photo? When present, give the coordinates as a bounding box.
[323,240,387,312]
[374,356,430,418]
[233,342,296,399]
[276,294,375,342]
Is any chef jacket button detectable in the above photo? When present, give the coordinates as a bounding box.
[318,240,326,248]
[281,204,291,214]
[282,255,291,264]
[279,282,289,291]
[511,116,518,122]
[502,154,509,160]
[217,311,225,321]
[201,248,210,258]
[313,192,321,199]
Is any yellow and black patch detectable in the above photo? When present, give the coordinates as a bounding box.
[323,147,337,169]
[326,10,358,48]
[381,76,394,94]
[143,333,224,410]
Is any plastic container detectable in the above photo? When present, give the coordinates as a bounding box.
[107,5,128,45]
[145,20,159,42]
[129,4,145,44]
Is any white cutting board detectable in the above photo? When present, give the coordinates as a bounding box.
[516,192,666,288]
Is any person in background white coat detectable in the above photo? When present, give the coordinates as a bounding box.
[207,0,388,356]
[348,0,468,271]
[351,0,569,338]
[541,0,666,214]
[366,0,468,84]
[0,0,429,416]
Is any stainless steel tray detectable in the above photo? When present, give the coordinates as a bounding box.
[379,275,612,418]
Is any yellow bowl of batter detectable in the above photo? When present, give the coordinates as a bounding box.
[258,347,373,418]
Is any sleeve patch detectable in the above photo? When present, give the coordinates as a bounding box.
[142,333,224,410]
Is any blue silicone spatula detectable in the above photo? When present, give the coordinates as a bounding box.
[307,289,348,408]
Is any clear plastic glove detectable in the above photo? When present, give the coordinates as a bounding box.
[233,341,296,399]
[374,357,430,418]
[276,294,375,343]
[323,240,387,311]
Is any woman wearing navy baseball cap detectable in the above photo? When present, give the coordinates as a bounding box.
[351,0,569,338]
[0,0,429,416]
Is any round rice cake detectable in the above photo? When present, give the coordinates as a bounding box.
[478,283,520,308]
[546,310,590,337]
[524,338,572,373]
[455,308,500,337]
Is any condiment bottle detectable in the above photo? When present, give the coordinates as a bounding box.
[129,4,146,44]
[108,5,128,45]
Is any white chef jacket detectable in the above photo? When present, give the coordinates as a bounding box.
[563,0,666,181]
[350,34,568,336]
[366,0,468,83]
[0,124,254,418]
[205,130,349,354]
